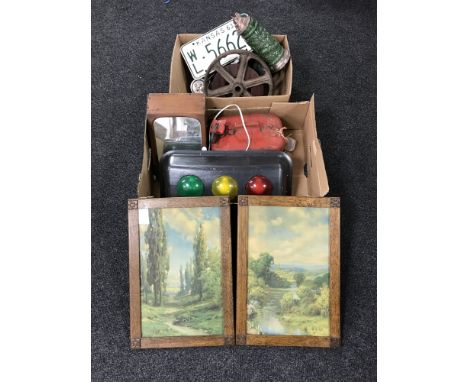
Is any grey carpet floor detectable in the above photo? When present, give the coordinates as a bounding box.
[92,0,376,380]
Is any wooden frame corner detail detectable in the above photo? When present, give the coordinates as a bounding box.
[130,338,141,349]
[238,196,249,206]
[219,197,230,206]
[128,199,139,210]
[330,197,340,208]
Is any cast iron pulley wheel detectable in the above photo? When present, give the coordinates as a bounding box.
[204,50,273,97]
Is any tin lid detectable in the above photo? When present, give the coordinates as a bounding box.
[190,79,204,94]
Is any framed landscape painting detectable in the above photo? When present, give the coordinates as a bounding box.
[128,196,234,348]
[236,196,340,347]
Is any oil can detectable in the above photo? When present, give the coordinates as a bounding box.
[209,113,287,151]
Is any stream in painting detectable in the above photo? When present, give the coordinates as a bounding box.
[248,282,307,336]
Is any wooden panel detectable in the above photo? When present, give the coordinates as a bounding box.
[140,336,226,349]
[244,195,333,208]
[137,196,226,209]
[246,335,332,348]
[329,203,341,343]
[221,204,234,344]
[236,199,249,345]
[147,93,205,119]
[128,199,141,346]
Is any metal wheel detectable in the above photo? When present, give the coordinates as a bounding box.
[204,50,273,97]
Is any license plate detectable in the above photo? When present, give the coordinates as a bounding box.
[180,20,252,80]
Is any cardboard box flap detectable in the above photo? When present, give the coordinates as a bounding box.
[307,138,329,196]
[138,118,152,197]
[170,35,189,93]
[305,95,329,196]
[304,95,318,139]
[270,101,309,129]
[271,97,328,196]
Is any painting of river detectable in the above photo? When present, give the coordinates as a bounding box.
[247,206,330,336]
[138,206,223,337]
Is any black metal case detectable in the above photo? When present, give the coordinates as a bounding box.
[160,150,293,197]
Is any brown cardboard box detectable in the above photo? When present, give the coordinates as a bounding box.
[137,94,328,198]
[169,34,293,109]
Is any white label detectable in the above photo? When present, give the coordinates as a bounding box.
[180,20,252,80]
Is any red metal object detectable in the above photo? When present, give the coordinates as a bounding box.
[209,113,287,151]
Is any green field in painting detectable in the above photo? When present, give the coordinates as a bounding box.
[141,294,223,337]
[247,259,330,336]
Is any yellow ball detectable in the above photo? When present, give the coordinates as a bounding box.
[211,175,238,198]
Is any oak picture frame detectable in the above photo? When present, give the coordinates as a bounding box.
[236,196,340,347]
[128,196,234,349]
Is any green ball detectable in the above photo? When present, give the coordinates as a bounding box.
[176,175,205,197]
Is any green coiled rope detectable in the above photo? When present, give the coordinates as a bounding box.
[241,16,284,69]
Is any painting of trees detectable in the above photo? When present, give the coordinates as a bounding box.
[248,251,329,335]
[314,284,330,317]
[178,265,185,296]
[250,253,290,289]
[176,243,221,302]
[201,248,222,301]
[184,260,192,295]
[250,252,274,282]
[145,208,169,306]
[294,273,305,286]
[191,223,207,301]
[138,206,224,338]
[140,251,151,304]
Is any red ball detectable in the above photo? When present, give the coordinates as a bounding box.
[245,175,273,195]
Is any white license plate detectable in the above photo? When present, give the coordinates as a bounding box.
[180,20,252,80]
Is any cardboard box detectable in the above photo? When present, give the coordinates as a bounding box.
[169,34,293,109]
[138,94,328,198]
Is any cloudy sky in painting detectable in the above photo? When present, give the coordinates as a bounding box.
[139,207,221,289]
[248,206,329,266]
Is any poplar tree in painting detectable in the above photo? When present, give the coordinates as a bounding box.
[191,223,207,301]
[140,230,150,304]
[145,209,169,306]
[201,247,222,301]
[140,252,150,304]
[179,265,185,295]
[184,260,192,295]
